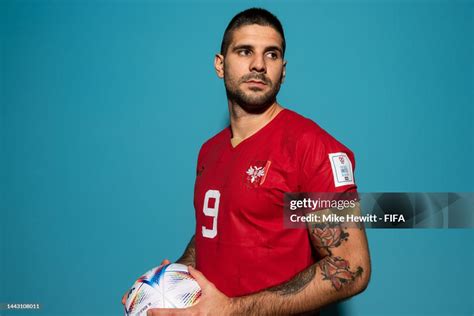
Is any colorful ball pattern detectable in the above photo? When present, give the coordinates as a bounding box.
[124,263,202,315]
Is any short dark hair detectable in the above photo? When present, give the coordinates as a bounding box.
[220,8,286,57]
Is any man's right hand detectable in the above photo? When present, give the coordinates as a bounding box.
[121,259,171,306]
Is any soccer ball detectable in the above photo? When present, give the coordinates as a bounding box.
[124,263,202,316]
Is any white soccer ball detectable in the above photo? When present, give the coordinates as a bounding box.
[124,263,202,316]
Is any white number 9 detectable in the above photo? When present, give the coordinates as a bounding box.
[201,190,220,238]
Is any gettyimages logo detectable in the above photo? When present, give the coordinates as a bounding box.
[284,192,474,229]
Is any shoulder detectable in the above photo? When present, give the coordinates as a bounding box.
[285,110,357,191]
[197,127,230,160]
[282,109,354,156]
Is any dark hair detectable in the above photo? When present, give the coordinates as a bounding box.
[220,8,286,57]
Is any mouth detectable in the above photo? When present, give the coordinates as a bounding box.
[245,80,267,88]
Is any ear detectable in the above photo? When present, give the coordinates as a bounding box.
[281,59,287,84]
[214,54,225,79]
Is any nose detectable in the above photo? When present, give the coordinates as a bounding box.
[249,54,266,73]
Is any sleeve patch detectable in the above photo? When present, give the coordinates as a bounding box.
[328,152,354,187]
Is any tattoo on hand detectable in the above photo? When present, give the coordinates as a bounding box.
[268,265,316,296]
[319,256,363,291]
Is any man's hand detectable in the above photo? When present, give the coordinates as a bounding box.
[121,259,171,306]
[146,266,233,316]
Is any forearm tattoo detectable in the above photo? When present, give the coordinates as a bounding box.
[176,236,196,267]
[268,265,317,296]
[319,256,363,290]
[311,223,363,290]
[311,223,348,256]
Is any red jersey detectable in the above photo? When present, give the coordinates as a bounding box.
[194,109,357,297]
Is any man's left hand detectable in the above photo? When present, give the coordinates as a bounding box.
[146,266,234,316]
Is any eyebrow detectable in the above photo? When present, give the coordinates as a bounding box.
[232,44,283,55]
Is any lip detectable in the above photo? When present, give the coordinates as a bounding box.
[245,80,267,86]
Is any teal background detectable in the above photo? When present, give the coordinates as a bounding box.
[1,0,473,315]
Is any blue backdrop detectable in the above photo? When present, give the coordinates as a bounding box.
[1,1,473,315]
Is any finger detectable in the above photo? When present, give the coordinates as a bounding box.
[161,259,171,265]
[188,266,210,288]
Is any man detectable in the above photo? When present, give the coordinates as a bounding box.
[126,7,371,315]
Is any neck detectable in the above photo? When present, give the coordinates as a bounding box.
[228,100,283,141]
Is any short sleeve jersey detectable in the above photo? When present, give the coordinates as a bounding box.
[194,109,357,297]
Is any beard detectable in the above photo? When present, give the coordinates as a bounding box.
[224,68,283,114]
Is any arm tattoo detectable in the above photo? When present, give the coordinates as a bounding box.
[311,223,363,290]
[268,265,316,296]
[176,235,196,267]
[311,223,349,256]
[319,256,363,291]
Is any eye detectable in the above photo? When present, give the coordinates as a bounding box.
[266,51,279,60]
[238,49,252,56]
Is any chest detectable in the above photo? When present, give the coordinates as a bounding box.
[194,139,300,242]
